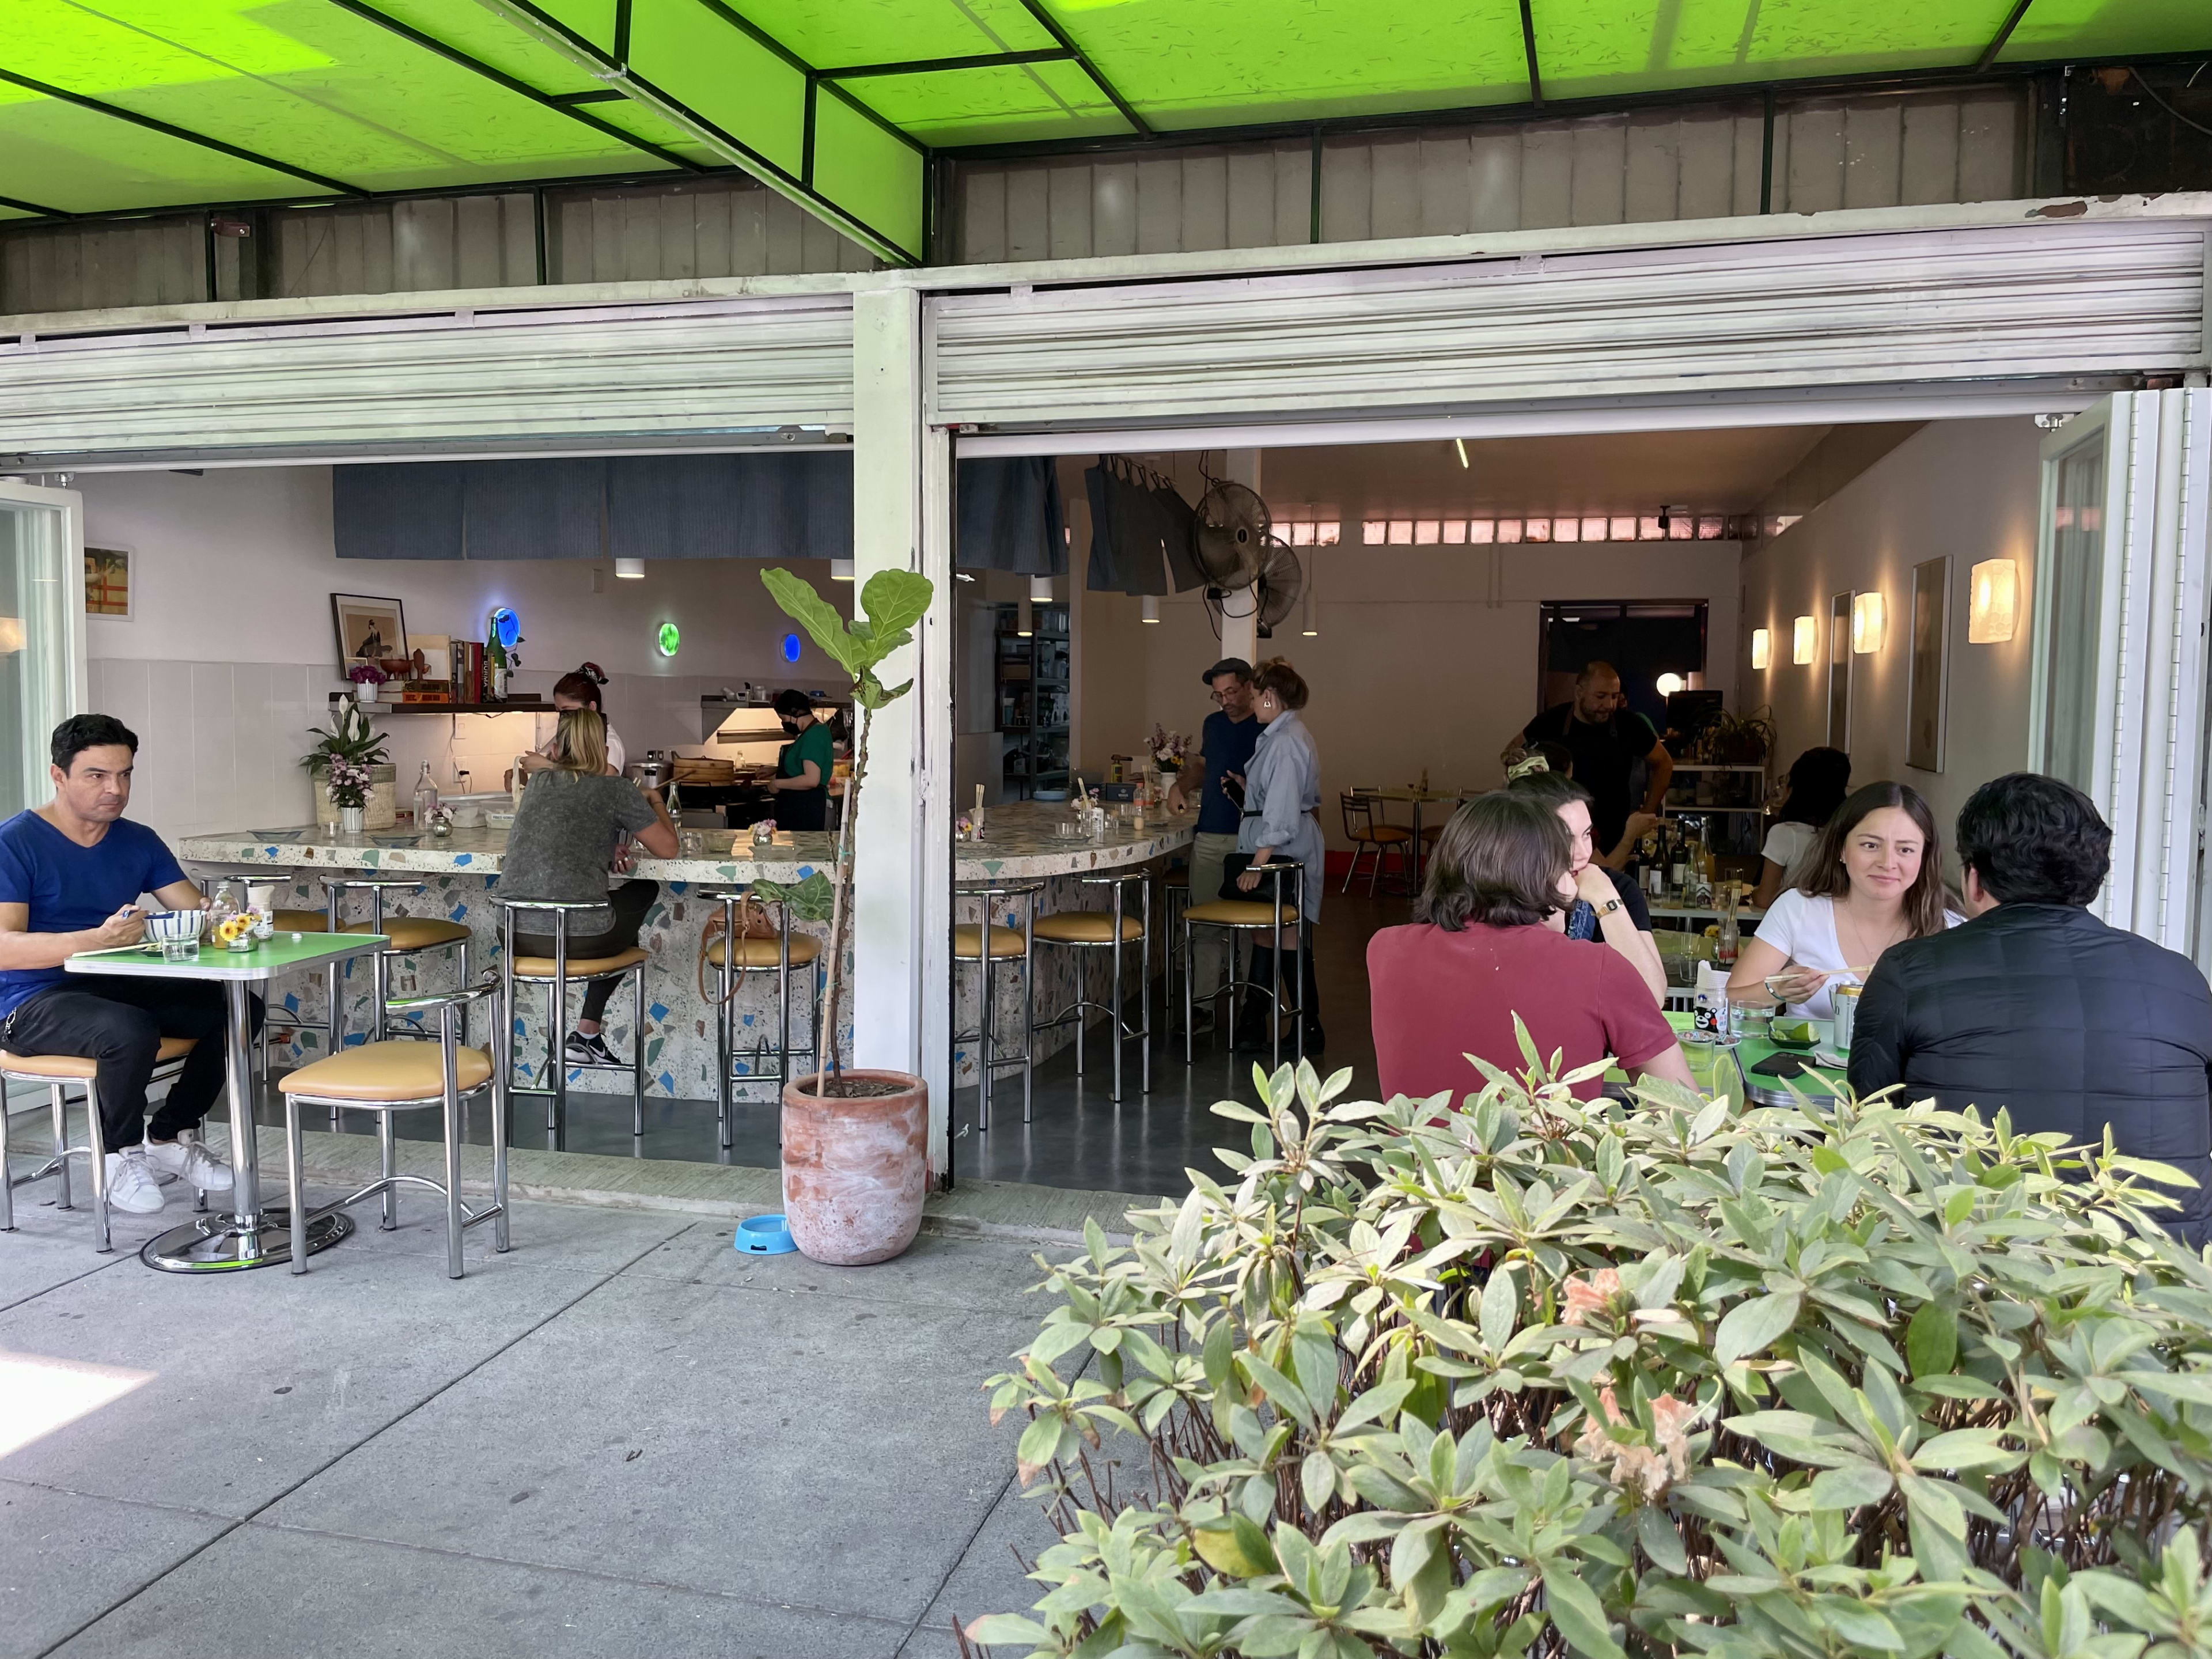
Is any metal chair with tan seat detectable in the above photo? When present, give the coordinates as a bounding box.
[1340,791,1414,895]
[496,897,649,1149]
[698,886,824,1152]
[277,980,509,1278]
[952,879,1041,1130]
[1181,860,1308,1071]
[0,1038,199,1251]
[1032,868,1154,1103]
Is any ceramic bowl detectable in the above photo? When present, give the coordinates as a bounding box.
[143,909,205,944]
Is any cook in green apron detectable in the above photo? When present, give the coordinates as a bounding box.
[768,689,834,831]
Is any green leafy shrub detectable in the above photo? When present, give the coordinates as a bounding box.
[964,1042,2212,1658]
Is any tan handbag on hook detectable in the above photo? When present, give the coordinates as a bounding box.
[697,895,782,1006]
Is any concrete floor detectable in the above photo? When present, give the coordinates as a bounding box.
[0,1183,1081,1658]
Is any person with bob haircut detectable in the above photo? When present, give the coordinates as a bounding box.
[1850,772,2212,1247]
[1728,780,1960,1020]
[1229,658,1326,1052]
[1366,791,1691,1104]
[502,708,679,1067]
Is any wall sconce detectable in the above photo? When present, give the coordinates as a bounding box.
[1968,559,2019,643]
[0,618,23,654]
[613,558,645,579]
[1141,596,1160,624]
[1750,627,1770,671]
[1851,591,1886,654]
[830,559,855,582]
[1792,615,1816,665]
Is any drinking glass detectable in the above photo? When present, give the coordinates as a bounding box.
[161,938,199,964]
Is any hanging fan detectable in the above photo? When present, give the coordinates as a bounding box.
[1253,536,1304,639]
[1191,478,1270,590]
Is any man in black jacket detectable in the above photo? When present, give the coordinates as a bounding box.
[1850,772,2212,1247]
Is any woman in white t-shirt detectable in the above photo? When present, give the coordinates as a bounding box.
[1729,781,1961,1020]
[1750,747,1853,908]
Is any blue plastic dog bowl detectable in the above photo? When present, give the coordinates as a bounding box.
[736,1214,796,1255]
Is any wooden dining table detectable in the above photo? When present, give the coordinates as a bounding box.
[1355,786,1469,887]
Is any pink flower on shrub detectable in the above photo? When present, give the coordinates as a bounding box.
[1574,1385,1703,1503]
[1561,1268,1622,1327]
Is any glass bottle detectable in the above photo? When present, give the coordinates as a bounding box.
[1716,880,1740,969]
[414,762,439,831]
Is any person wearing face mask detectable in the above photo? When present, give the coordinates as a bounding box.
[1505,768,1666,1002]
[1367,791,1691,1104]
[764,689,834,831]
[1727,781,1961,1020]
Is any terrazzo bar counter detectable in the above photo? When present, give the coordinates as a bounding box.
[177,802,1194,1123]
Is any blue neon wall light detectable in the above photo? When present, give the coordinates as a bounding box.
[781,632,801,664]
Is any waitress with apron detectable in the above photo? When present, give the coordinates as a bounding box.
[766,690,834,831]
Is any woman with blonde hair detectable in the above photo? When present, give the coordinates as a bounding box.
[501,708,678,1065]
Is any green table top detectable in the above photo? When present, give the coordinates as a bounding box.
[1657,1008,1848,1103]
[65,931,387,983]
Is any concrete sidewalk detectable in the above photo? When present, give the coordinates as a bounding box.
[0,1178,1091,1657]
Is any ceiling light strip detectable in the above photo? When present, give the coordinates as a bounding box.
[0,67,368,198]
[327,0,703,175]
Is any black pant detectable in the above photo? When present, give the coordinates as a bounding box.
[3,979,251,1151]
[513,880,658,1025]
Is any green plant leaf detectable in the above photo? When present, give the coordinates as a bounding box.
[750,873,835,922]
[857,569,934,661]
[1808,1461,1895,1510]
[1713,1290,1801,1368]
[760,567,861,677]
[1904,1300,1958,1379]
[1540,1562,1627,1659]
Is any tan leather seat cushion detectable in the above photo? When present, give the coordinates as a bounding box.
[281,1040,493,1101]
[509,946,651,979]
[1033,912,1144,945]
[272,909,331,933]
[1354,825,1412,844]
[1185,900,1300,927]
[1,1036,196,1081]
[952,924,1026,961]
[707,934,823,968]
[343,917,471,949]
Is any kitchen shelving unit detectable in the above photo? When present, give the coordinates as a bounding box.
[995,603,1069,800]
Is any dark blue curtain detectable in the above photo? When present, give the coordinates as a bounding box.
[607,453,853,560]
[331,462,467,560]
[955,456,1065,575]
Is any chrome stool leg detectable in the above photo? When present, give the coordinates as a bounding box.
[49,1082,70,1211]
[1021,900,1036,1124]
[630,961,646,1142]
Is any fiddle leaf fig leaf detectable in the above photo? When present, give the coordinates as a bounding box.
[749,873,835,922]
[760,567,862,676]
[857,569,933,660]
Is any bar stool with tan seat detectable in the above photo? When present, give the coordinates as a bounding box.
[1032,868,1153,1103]
[497,897,648,1148]
[278,980,509,1278]
[321,877,473,1044]
[0,1039,199,1251]
[1181,860,1308,1071]
[952,880,1041,1129]
[698,886,824,1152]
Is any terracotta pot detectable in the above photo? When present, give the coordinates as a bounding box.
[780,1070,928,1266]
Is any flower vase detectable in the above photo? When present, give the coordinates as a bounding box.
[355,683,379,706]
[338,806,366,834]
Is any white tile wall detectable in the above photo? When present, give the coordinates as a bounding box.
[87,658,323,842]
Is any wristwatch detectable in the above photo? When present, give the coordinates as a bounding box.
[1594,897,1622,917]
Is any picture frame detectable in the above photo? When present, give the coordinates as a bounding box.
[1908,556,1952,772]
[331,593,408,672]
[85,544,132,619]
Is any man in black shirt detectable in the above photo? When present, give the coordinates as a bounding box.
[1504,661,1673,851]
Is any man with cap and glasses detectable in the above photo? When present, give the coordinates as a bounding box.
[1166,658,1259,1033]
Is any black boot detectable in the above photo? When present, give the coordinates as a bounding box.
[1233,944,1278,1052]
[1298,946,1326,1055]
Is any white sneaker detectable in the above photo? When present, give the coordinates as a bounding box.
[103,1150,166,1214]
[142,1137,233,1194]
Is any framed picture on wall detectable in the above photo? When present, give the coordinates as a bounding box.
[85,545,132,619]
[1908,556,1952,772]
[331,593,408,672]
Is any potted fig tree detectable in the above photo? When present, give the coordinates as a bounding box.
[753,565,933,1266]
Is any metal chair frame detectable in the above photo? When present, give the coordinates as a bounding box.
[0,1050,198,1251]
[698,885,824,1150]
[496,899,648,1149]
[1032,868,1154,1103]
[1183,861,1309,1073]
[279,980,510,1279]
[1340,791,1414,895]
[1161,874,1193,1033]
[950,880,1041,1130]
[321,876,473,1064]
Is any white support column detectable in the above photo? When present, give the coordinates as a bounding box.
[850,286,956,1177]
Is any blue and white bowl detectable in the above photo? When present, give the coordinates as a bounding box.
[143,910,205,945]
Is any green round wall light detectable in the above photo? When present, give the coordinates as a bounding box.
[656,622,681,658]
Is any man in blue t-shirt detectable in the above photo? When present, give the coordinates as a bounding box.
[0,715,233,1217]
[1165,657,1259,1031]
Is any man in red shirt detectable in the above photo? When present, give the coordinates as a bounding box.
[1369,793,1691,1105]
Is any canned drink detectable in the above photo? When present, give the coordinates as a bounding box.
[1831,983,1861,1052]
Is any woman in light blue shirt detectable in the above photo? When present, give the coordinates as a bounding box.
[1233,658,1326,1052]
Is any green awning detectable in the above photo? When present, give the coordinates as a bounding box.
[2,0,2205,262]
